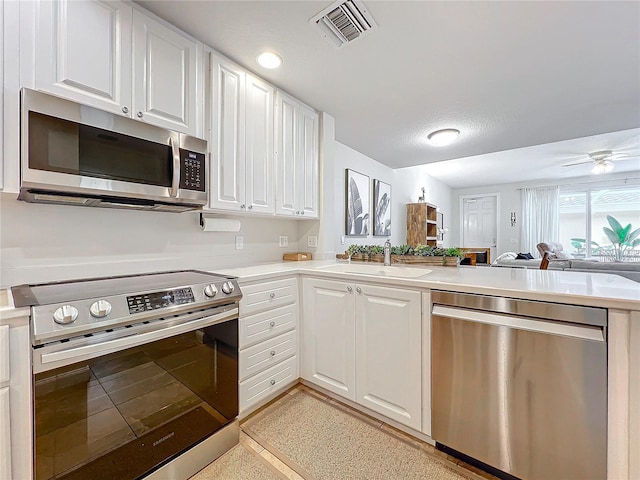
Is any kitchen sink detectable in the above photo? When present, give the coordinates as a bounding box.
[318,263,432,278]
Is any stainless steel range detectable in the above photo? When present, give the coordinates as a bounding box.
[13,270,242,480]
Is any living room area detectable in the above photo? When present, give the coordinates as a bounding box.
[427,129,640,282]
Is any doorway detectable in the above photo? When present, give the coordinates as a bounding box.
[460,194,498,262]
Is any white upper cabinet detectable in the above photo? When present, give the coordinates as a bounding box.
[244,74,275,214]
[33,0,202,137]
[209,54,245,211]
[35,0,132,115]
[208,53,275,214]
[275,91,319,219]
[132,9,199,134]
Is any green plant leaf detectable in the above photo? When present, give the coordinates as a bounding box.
[619,224,632,243]
[606,215,623,233]
[632,238,640,248]
[603,227,619,245]
[627,227,640,243]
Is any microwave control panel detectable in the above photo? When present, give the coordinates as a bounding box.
[179,150,206,191]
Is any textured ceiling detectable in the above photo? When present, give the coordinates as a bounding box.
[138,0,640,184]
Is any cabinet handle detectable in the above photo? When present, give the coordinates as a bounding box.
[301,211,305,215]
[248,205,253,210]
[240,204,246,209]
[270,350,276,357]
[295,211,300,215]
[122,106,129,114]
[346,286,353,293]
[269,321,276,327]
[356,287,362,294]
[137,111,144,118]
[270,379,276,386]
[270,293,276,299]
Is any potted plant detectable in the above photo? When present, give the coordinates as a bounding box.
[602,215,640,262]
[342,243,463,266]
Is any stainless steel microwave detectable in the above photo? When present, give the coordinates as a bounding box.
[19,88,208,212]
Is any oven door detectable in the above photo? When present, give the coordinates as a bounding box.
[33,309,238,480]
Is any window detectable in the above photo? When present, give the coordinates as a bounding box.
[559,185,640,260]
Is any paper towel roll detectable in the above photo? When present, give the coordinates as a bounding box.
[200,215,241,232]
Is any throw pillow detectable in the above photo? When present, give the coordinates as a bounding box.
[516,252,534,260]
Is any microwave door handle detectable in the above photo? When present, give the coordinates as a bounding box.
[169,136,180,197]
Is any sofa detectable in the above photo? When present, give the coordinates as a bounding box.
[491,242,640,282]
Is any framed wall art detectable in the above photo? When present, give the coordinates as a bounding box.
[373,179,391,236]
[345,169,370,236]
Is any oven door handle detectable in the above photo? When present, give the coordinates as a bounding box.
[34,307,238,374]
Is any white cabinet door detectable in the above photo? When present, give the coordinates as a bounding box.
[0,387,10,480]
[355,284,422,430]
[209,53,245,211]
[35,0,132,115]
[132,9,199,135]
[275,91,299,216]
[301,278,356,401]
[298,105,319,219]
[245,74,275,214]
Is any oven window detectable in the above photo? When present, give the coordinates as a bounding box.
[34,320,238,480]
[28,111,172,187]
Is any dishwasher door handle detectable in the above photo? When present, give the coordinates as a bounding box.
[431,305,605,342]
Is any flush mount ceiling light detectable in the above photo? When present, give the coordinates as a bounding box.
[427,128,460,147]
[591,160,614,175]
[256,51,282,69]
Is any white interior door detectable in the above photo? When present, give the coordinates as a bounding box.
[462,195,497,260]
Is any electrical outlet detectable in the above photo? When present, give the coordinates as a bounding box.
[279,236,288,247]
[235,236,244,250]
[308,236,318,248]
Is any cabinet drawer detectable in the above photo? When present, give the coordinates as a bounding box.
[240,303,297,348]
[0,326,8,384]
[240,277,297,316]
[240,356,298,412]
[240,330,297,381]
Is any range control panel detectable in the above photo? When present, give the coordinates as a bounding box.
[127,287,195,314]
[179,150,205,192]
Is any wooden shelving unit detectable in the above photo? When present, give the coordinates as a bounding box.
[406,202,438,247]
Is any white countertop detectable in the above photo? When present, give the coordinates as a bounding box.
[218,260,640,311]
[0,288,30,326]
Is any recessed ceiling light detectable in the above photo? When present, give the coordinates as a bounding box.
[257,51,282,69]
[591,160,614,174]
[427,128,460,146]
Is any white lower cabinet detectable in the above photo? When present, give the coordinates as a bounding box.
[238,277,298,416]
[0,321,32,480]
[0,387,10,479]
[301,278,422,430]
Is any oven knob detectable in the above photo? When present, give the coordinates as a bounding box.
[90,300,112,318]
[53,305,79,325]
[221,282,234,294]
[204,284,218,298]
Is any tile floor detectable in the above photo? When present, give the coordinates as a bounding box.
[192,384,497,480]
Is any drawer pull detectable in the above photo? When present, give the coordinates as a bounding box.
[270,350,276,357]
[269,321,276,327]
[270,379,276,386]
[270,293,276,299]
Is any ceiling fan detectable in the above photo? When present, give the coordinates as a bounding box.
[561,150,639,174]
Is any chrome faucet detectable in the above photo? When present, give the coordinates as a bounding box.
[383,239,392,266]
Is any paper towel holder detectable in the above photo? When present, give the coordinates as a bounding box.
[199,213,241,232]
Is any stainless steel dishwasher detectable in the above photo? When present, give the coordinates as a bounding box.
[431,291,607,480]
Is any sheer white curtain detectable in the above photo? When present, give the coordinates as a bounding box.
[520,186,560,257]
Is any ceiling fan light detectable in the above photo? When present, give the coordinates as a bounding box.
[591,160,614,174]
[427,128,460,146]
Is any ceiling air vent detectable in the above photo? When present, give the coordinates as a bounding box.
[310,0,378,49]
